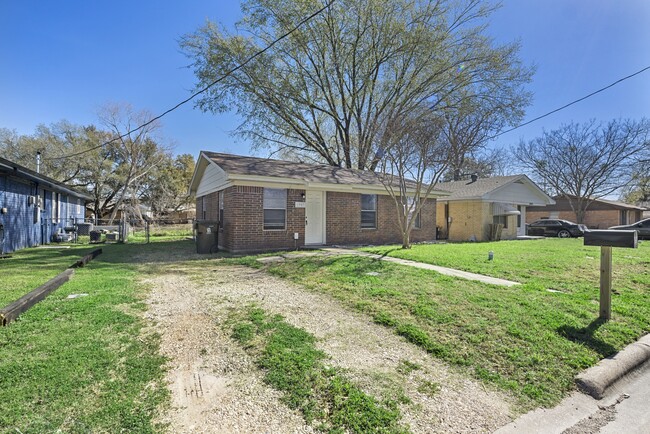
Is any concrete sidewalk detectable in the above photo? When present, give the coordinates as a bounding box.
[321,247,520,287]
[496,360,650,434]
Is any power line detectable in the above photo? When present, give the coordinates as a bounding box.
[47,0,336,161]
[491,64,650,140]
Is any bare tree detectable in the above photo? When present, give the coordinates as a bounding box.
[98,103,169,224]
[181,0,532,170]
[377,109,449,248]
[514,119,650,223]
[442,81,532,181]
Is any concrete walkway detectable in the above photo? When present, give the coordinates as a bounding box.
[320,247,521,287]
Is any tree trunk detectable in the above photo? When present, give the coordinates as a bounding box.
[402,230,411,249]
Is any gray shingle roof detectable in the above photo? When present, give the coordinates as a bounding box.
[435,175,525,199]
[202,151,426,190]
[0,156,93,200]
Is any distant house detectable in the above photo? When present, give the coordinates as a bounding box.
[0,157,90,254]
[188,152,448,253]
[435,175,555,241]
[526,195,647,229]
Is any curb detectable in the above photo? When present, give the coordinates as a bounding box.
[576,333,650,399]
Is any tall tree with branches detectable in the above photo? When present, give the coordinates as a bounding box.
[98,103,170,224]
[514,119,650,223]
[182,0,533,169]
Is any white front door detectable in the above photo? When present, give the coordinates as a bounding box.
[517,205,526,236]
[305,191,324,245]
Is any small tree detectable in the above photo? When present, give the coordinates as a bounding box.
[377,109,449,248]
[514,119,650,223]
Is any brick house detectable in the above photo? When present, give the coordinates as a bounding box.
[0,156,90,254]
[435,175,554,241]
[188,152,447,253]
[526,195,646,228]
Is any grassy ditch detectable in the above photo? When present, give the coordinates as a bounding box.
[262,240,650,410]
[228,306,408,434]
[0,244,168,433]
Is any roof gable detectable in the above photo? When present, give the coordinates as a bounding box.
[436,175,554,205]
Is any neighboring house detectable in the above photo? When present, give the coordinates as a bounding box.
[0,157,91,254]
[188,152,448,253]
[435,175,555,241]
[526,196,647,229]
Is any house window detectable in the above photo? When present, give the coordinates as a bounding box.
[263,188,287,230]
[76,198,82,216]
[201,196,206,220]
[219,191,224,228]
[517,206,522,228]
[407,197,421,229]
[361,194,377,229]
[493,214,508,229]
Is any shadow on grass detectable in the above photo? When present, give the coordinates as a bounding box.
[557,318,616,358]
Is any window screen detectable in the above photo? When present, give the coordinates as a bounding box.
[361,194,377,229]
[264,188,287,229]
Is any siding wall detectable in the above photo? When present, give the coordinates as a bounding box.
[197,187,437,252]
[436,200,517,242]
[0,174,87,254]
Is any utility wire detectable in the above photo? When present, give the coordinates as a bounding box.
[47,0,336,161]
[491,64,650,140]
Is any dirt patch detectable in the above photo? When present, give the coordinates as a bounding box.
[144,261,515,433]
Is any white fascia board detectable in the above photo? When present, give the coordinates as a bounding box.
[188,152,212,195]
[437,196,484,202]
[197,181,234,197]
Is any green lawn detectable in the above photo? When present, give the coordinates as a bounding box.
[0,243,169,433]
[261,239,650,409]
[0,245,96,306]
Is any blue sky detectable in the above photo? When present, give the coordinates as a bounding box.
[1,0,649,159]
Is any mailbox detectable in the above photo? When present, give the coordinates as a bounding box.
[584,230,637,249]
[584,230,638,321]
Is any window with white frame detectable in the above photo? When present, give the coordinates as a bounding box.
[201,196,207,220]
[263,188,287,230]
[76,198,82,216]
[361,194,377,229]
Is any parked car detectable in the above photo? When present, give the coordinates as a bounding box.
[609,218,650,240]
[526,219,587,238]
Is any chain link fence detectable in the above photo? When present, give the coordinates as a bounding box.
[58,217,194,244]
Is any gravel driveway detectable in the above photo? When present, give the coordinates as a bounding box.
[142,258,515,433]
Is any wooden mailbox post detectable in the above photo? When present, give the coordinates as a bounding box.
[584,230,638,320]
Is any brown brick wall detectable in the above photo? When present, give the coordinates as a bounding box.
[221,186,306,252]
[198,188,436,252]
[326,192,436,245]
[526,209,624,229]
